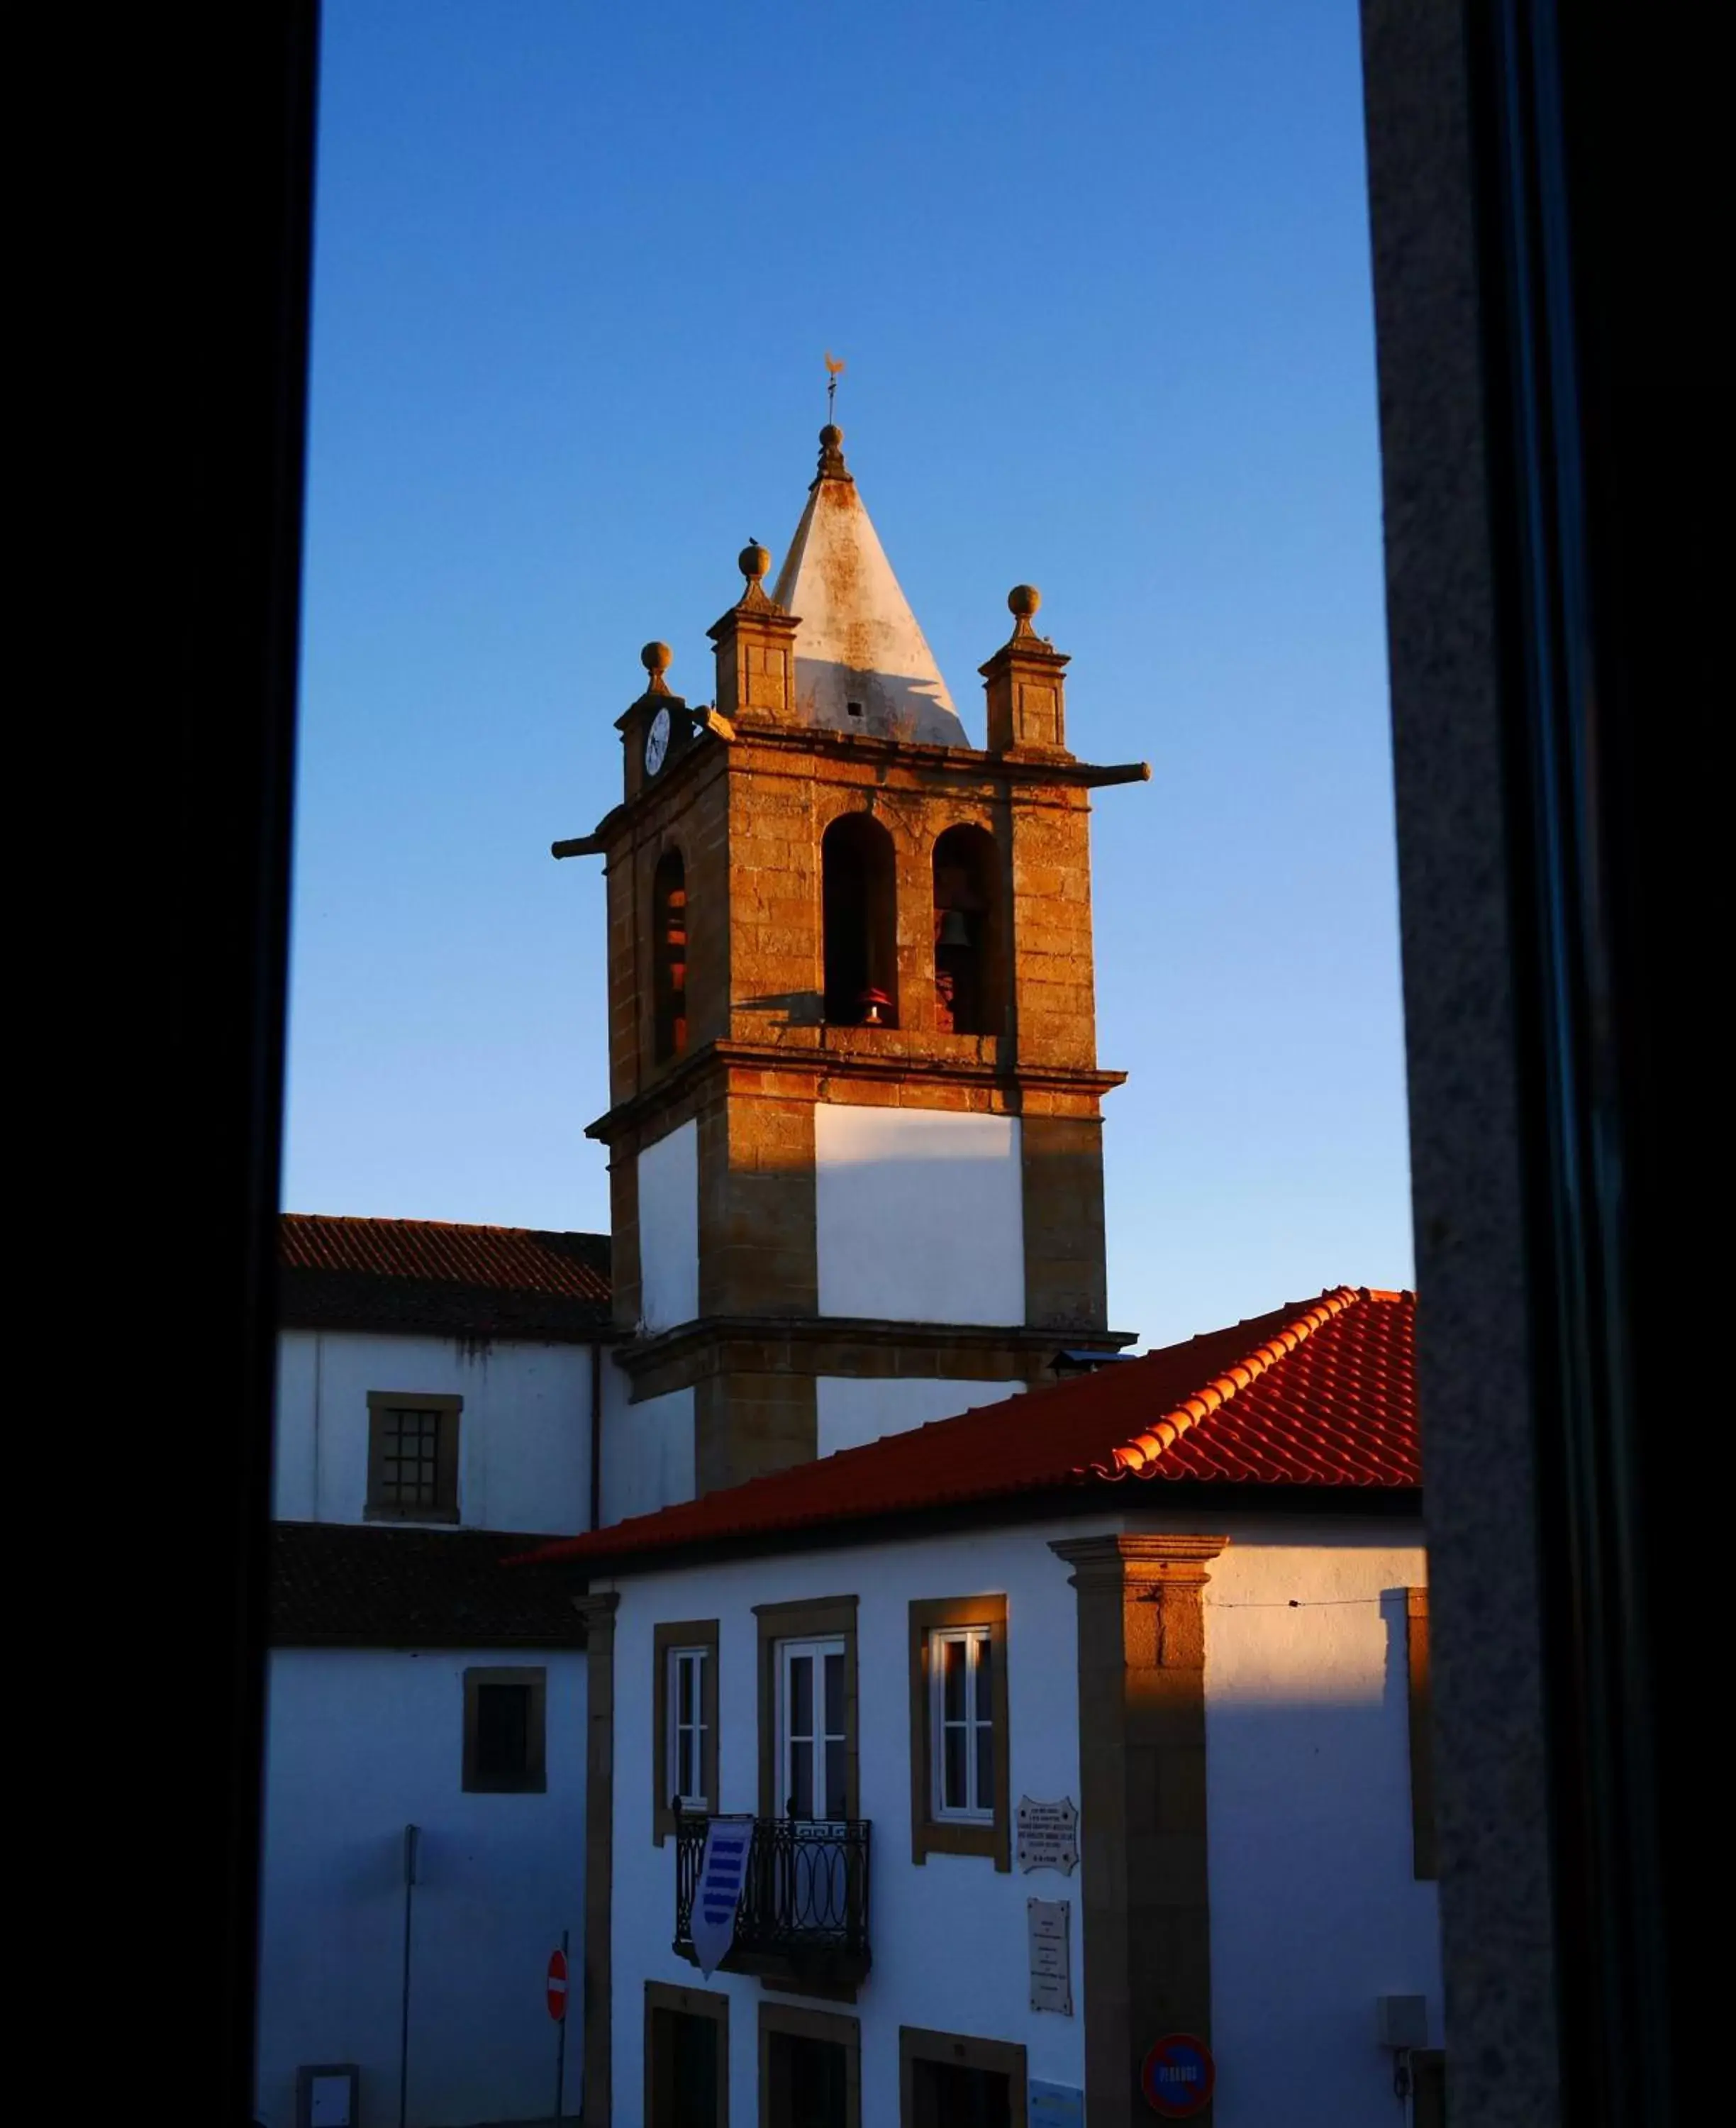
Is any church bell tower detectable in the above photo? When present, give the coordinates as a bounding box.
[555,423,1147,1503]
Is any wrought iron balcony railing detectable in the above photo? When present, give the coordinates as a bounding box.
[673,1813,872,1986]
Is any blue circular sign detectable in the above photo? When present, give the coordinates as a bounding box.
[1140,2034,1215,2118]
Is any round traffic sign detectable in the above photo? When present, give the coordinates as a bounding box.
[546,1947,569,2021]
[1139,2033,1214,2117]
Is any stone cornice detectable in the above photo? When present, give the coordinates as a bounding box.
[585,1038,1125,1142]
[1049,1532,1230,1585]
[614,1311,1138,1383]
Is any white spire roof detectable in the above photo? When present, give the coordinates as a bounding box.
[769,427,969,747]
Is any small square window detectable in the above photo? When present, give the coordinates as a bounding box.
[463,1666,546,1792]
[367,1391,460,1521]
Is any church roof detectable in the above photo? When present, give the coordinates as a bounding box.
[513,1287,1420,1571]
[279,1214,612,1342]
[769,425,969,747]
[270,1520,587,1648]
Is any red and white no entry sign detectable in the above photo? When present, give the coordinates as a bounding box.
[546,1948,568,2021]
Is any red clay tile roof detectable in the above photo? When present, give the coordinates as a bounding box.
[279,1214,611,1342]
[270,1521,589,1647]
[514,1287,1418,1570]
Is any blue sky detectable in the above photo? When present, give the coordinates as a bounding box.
[285,0,1413,1351]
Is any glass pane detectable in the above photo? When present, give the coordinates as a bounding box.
[790,1739,813,1819]
[942,1635,966,1721]
[669,2010,718,2127]
[476,1683,530,1783]
[824,1650,845,1739]
[825,1737,847,1821]
[777,2031,848,2127]
[677,1727,694,1800]
[790,1655,813,1741]
[944,1724,967,1810]
[678,1655,696,1724]
[975,1629,993,1707]
[975,1718,994,1808]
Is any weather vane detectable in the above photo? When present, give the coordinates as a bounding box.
[824,350,845,420]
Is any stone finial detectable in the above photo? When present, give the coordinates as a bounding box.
[739,540,772,585]
[816,423,851,482]
[640,641,673,693]
[980,586,1069,754]
[1006,584,1048,643]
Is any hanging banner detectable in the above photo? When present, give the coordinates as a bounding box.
[689,1815,755,1978]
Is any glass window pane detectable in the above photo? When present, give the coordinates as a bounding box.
[942,1635,966,1721]
[790,1739,813,1819]
[677,1728,694,1800]
[679,1654,696,1723]
[791,1656,813,1741]
[824,1650,845,1739]
[975,1629,993,1707]
[825,1738,847,1821]
[944,1723,967,1810]
[476,1683,530,1783]
[975,1718,994,1808]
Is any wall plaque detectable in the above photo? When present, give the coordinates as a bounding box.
[1016,1795,1079,1874]
[1028,1897,1074,2015]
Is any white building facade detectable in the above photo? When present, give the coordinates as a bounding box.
[532,1285,1445,2128]
[255,1214,616,2128]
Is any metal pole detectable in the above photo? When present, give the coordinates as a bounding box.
[553,1927,569,2125]
[399,1824,419,2128]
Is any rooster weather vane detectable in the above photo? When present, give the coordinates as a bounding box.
[824,350,845,420]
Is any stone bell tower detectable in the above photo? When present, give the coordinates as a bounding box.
[554,423,1149,1507]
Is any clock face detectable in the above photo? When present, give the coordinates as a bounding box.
[643,706,672,777]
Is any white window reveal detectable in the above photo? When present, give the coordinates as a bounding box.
[667,1646,710,1812]
[779,1637,847,1822]
[930,1625,996,1822]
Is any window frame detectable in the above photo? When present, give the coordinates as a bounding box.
[908,1595,1010,1869]
[645,1978,729,2128]
[777,1634,849,1824]
[653,1619,719,1844]
[759,2000,861,2128]
[898,2026,1026,2128]
[1406,1587,1437,1880]
[928,1625,996,1824]
[462,1664,547,1794]
[365,1389,461,1523]
[755,1597,858,1822]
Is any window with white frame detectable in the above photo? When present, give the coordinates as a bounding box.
[779,1636,848,1821]
[667,1644,710,1812]
[929,1625,995,1821]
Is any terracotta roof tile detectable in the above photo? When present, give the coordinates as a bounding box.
[270,1520,588,1648]
[279,1214,611,1342]
[515,1287,1419,1570]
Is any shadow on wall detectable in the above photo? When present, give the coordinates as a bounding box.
[795,658,967,746]
[1203,1660,1442,2128]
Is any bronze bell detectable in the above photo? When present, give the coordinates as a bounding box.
[937,909,972,948]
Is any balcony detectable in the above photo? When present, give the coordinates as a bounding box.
[673,1814,872,1988]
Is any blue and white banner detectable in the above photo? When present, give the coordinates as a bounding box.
[690,1815,754,1977]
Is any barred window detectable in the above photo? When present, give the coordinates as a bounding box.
[366,1392,460,1521]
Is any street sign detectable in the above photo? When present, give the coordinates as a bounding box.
[546,1947,569,2021]
[1139,2034,1215,2118]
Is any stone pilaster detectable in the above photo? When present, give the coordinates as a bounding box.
[1050,1534,1228,2128]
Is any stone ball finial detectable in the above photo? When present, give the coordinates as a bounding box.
[640,641,673,676]
[739,540,771,583]
[820,424,843,450]
[1008,584,1042,620]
